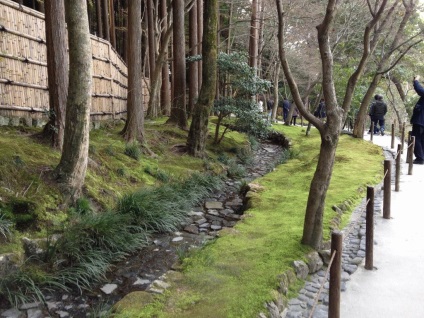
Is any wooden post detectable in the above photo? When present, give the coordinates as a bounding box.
[406,131,412,164]
[401,122,406,154]
[391,123,395,149]
[370,122,374,141]
[365,186,374,270]
[395,144,401,192]
[408,136,415,176]
[383,160,391,219]
[329,231,343,318]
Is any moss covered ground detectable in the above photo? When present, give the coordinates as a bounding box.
[113,124,384,318]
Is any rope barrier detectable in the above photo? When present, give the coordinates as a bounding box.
[308,250,337,318]
[383,168,389,179]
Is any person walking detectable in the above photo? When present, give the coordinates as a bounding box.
[314,98,326,120]
[282,97,290,122]
[411,75,424,164]
[369,94,387,135]
[290,104,299,126]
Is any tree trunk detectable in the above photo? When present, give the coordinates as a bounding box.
[187,0,218,157]
[167,0,188,129]
[160,0,170,115]
[147,0,156,79]
[122,0,128,62]
[121,0,144,143]
[271,62,280,122]
[352,74,382,138]
[96,0,103,38]
[54,0,93,203]
[188,0,199,116]
[248,0,259,70]
[147,27,173,119]
[42,0,68,150]
[109,0,116,47]
[197,0,203,89]
[102,0,110,41]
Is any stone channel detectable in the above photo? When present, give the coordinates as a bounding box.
[0,135,288,318]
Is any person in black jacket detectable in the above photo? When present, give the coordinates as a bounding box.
[411,75,424,164]
[370,94,387,135]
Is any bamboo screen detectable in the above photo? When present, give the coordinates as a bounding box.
[0,0,148,125]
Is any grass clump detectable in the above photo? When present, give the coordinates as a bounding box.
[124,142,141,161]
[0,213,13,241]
[116,173,223,233]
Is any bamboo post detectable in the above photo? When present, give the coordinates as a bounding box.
[401,122,406,154]
[395,144,401,192]
[329,231,343,318]
[408,136,415,176]
[383,160,391,220]
[365,186,374,270]
[406,131,412,164]
[391,123,395,149]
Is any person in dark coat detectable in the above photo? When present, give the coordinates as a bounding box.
[282,98,290,122]
[314,98,326,119]
[411,75,424,164]
[290,103,299,126]
[369,94,387,135]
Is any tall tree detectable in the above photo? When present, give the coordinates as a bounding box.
[187,0,218,157]
[96,0,104,38]
[109,0,116,47]
[54,0,93,202]
[147,0,156,79]
[160,0,171,115]
[248,0,259,70]
[121,0,144,143]
[188,0,199,116]
[276,0,387,249]
[42,0,68,150]
[102,0,110,41]
[167,0,188,129]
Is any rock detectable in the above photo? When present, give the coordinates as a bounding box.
[171,237,184,242]
[55,311,69,318]
[19,302,41,310]
[306,251,324,274]
[133,277,151,286]
[26,309,43,318]
[0,253,18,276]
[318,250,331,266]
[184,224,199,234]
[0,308,24,318]
[205,201,224,210]
[100,283,118,294]
[292,260,309,279]
[21,237,45,259]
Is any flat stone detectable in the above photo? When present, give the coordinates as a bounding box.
[26,309,43,318]
[133,277,151,285]
[171,237,184,242]
[184,224,199,234]
[210,225,222,230]
[55,311,69,318]
[19,302,41,310]
[100,283,118,294]
[205,201,224,210]
[195,218,207,225]
[1,308,24,318]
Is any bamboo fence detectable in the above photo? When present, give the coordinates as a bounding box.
[0,0,149,126]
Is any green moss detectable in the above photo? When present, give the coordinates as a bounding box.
[120,125,383,317]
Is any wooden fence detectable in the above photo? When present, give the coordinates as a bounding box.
[0,0,149,126]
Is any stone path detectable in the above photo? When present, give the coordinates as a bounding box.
[0,140,286,318]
